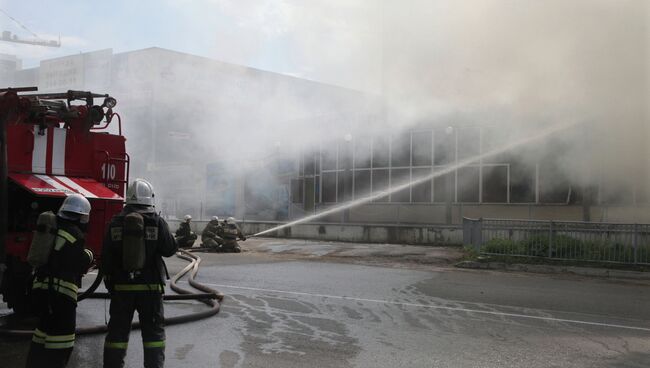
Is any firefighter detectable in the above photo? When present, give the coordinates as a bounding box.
[201,216,224,250]
[101,179,177,368]
[175,214,197,249]
[25,194,94,368]
[221,217,246,253]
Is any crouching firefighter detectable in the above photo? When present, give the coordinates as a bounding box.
[101,179,178,368]
[201,216,224,250]
[221,217,246,253]
[25,194,94,368]
[175,215,197,249]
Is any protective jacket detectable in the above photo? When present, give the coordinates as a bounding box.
[102,205,177,292]
[25,217,93,368]
[201,220,223,242]
[175,222,193,238]
[102,205,177,368]
[222,222,246,241]
[33,218,93,294]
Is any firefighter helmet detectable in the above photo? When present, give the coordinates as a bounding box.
[58,194,91,224]
[184,215,192,221]
[211,216,219,222]
[226,217,236,225]
[126,179,155,207]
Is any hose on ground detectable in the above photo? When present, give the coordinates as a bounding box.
[77,266,104,302]
[0,249,222,337]
[182,246,242,253]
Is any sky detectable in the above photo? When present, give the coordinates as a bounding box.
[0,0,382,91]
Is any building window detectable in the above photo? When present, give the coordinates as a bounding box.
[291,125,585,206]
[339,142,353,170]
[391,168,410,202]
[372,136,390,168]
[314,156,321,175]
[412,132,432,166]
[433,170,454,203]
[304,152,315,176]
[354,170,371,198]
[372,169,389,202]
[304,177,315,211]
[338,171,351,201]
[391,133,410,167]
[457,127,480,162]
[411,168,432,202]
[457,166,480,203]
[510,161,535,203]
[321,146,337,171]
[322,172,337,203]
[434,128,455,165]
[481,127,509,164]
[538,161,570,203]
[482,165,508,203]
[291,179,303,203]
[354,139,371,169]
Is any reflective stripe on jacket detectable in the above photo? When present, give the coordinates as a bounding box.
[33,277,79,301]
[32,217,92,302]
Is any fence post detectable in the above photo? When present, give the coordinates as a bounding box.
[476,218,483,252]
[548,221,554,258]
[633,224,638,264]
[462,218,471,247]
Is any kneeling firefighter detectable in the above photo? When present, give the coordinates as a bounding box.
[221,217,246,253]
[201,216,224,250]
[175,215,197,249]
[101,179,178,368]
[25,194,94,368]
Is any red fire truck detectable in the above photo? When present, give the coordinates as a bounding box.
[0,87,128,313]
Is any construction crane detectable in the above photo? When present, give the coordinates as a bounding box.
[0,8,61,48]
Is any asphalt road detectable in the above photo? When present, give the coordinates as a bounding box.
[2,246,650,367]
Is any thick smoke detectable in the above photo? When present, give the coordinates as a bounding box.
[138,0,648,219]
[379,0,648,187]
[2,0,647,221]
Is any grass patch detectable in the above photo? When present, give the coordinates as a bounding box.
[479,234,650,264]
[462,246,650,272]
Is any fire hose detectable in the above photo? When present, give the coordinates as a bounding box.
[0,249,223,337]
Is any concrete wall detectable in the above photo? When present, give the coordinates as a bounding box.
[167,204,650,246]
[167,220,463,245]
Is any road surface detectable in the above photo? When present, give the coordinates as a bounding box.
[1,241,649,367]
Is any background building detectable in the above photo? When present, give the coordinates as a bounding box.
[2,47,648,225]
[288,123,650,224]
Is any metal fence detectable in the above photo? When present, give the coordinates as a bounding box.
[463,218,650,265]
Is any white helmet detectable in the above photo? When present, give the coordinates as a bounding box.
[226,217,236,225]
[58,194,91,224]
[184,215,192,221]
[126,179,155,207]
[211,216,219,221]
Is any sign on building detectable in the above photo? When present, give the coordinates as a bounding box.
[39,54,84,91]
[38,49,112,91]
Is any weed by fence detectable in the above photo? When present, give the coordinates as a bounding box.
[463,218,650,265]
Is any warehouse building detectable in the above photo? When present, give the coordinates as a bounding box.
[2,48,648,226]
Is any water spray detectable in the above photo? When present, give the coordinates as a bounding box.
[250,121,580,238]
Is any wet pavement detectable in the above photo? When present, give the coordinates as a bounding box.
[2,239,650,367]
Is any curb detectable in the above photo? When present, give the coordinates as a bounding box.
[455,261,650,280]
